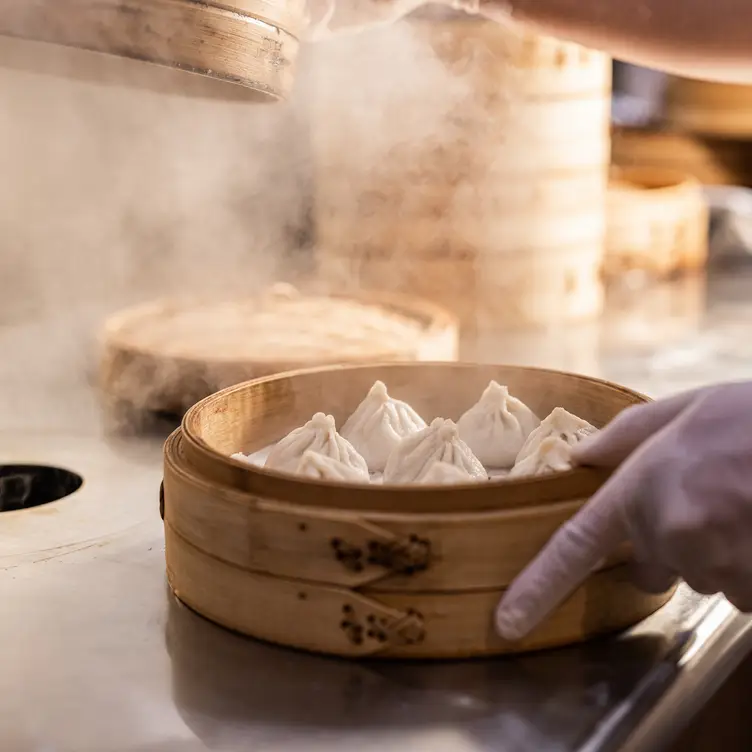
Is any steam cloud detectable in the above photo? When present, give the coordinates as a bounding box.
[0,12,601,432]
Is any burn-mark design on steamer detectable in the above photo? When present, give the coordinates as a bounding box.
[339,603,426,648]
[330,537,364,572]
[330,534,432,576]
[367,535,431,575]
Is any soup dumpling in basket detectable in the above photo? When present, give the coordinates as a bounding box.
[418,460,485,485]
[457,380,540,468]
[341,380,426,472]
[383,418,487,485]
[263,412,369,476]
[515,407,597,465]
[295,450,370,482]
[509,436,573,479]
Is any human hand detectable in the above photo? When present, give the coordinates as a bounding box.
[495,382,752,641]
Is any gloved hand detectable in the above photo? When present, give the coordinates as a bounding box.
[495,381,752,641]
[305,0,482,41]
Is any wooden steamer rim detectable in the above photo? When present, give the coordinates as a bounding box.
[0,0,306,100]
[180,362,649,514]
[99,290,459,419]
[101,290,459,367]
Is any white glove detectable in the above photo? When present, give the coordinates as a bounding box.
[495,382,752,641]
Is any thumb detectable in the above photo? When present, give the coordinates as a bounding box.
[572,386,707,467]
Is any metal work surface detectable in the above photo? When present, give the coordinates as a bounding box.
[2,270,752,752]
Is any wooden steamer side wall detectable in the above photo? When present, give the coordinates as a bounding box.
[309,15,612,335]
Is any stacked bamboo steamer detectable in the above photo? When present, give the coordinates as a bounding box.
[310,11,612,335]
[163,362,676,659]
[606,72,752,279]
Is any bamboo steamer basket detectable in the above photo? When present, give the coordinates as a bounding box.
[99,287,459,421]
[605,166,709,279]
[0,0,305,100]
[163,362,675,659]
[665,77,752,138]
[310,14,611,334]
[611,125,752,187]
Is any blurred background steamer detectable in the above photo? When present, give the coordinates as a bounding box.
[612,63,752,272]
[310,10,612,347]
[612,63,752,186]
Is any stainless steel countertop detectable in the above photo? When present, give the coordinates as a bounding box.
[2,268,752,752]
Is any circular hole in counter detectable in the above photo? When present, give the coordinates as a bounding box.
[0,465,83,513]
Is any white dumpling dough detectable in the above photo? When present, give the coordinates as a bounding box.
[231,452,258,466]
[341,381,426,472]
[295,450,370,482]
[383,417,487,485]
[418,460,483,485]
[515,407,597,465]
[264,412,369,475]
[457,380,540,468]
[509,436,573,478]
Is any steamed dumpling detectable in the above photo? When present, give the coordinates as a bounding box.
[295,450,370,482]
[383,418,487,485]
[231,452,258,466]
[265,412,368,475]
[509,437,573,478]
[341,381,426,471]
[418,460,483,485]
[516,407,597,465]
[457,381,540,468]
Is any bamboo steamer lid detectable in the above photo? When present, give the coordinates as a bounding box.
[162,362,675,659]
[665,77,752,138]
[611,125,752,187]
[99,284,459,421]
[605,166,709,279]
[310,15,611,333]
[0,0,305,100]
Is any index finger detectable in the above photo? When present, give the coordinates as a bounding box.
[572,385,707,467]
[495,459,642,641]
